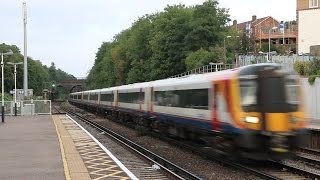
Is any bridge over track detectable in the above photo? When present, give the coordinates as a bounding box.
[57,78,86,93]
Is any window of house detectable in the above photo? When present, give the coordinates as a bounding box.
[310,0,319,8]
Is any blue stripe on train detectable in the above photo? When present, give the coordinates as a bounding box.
[116,107,244,134]
[153,112,244,134]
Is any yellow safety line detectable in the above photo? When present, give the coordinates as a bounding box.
[52,115,71,180]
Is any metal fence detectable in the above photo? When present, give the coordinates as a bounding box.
[4,100,51,116]
[170,64,238,78]
[238,55,314,66]
[170,55,315,79]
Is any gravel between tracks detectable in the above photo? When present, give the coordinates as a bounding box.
[67,108,258,180]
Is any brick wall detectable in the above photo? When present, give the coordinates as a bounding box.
[297,0,320,11]
[310,45,320,56]
[254,17,280,39]
[297,0,309,11]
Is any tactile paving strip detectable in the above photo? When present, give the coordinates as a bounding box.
[58,115,131,180]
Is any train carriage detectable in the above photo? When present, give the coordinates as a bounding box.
[149,75,212,135]
[69,63,309,160]
[99,87,115,109]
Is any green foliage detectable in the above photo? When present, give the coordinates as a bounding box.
[308,59,320,76]
[238,34,255,54]
[87,42,116,89]
[28,59,50,95]
[87,0,231,87]
[306,58,320,84]
[293,61,310,76]
[261,43,278,53]
[308,75,317,85]
[185,48,212,70]
[294,58,320,85]
[0,93,13,101]
[0,43,76,97]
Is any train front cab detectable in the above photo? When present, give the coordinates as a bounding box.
[233,64,309,160]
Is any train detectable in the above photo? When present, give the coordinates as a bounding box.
[69,63,309,160]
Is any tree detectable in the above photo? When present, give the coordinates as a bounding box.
[185,0,230,51]
[185,48,214,70]
[238,33,255,54]
[48,62,57,81]
[28,59,50,95]
[261,43,278,53]
[1,43,76,96]
[87,42,116,89]
[148,4,193,80]
[87,0,232,87]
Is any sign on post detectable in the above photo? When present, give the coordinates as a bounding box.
[280,21,284,33]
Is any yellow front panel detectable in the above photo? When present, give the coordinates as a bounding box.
[266,113,289,132]
[242,112,262,130]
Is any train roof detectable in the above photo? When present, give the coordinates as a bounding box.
[116,81,151,91]
[82,89,101,94]
[100,86,116,93]
[238,63,281,76]
[70,64,286,95]
[150,74,210,89]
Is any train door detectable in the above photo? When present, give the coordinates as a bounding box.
[257,69,288,132]
[212,81,233,131]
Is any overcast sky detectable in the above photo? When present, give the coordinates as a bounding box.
[0,0,296,78]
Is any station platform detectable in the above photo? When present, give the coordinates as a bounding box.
[0,115,136,180]
[309,119,320,129]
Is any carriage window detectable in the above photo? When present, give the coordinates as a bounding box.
[239,80,257,106]
[119,92,144,103]
[101,93,114,102]
[83,95,88,100]
[89,94,98,100]
[285,79,299,105]
[154,89,208,110]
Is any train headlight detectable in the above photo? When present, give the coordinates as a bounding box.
[244,116,259,123]
[290,116,302,123]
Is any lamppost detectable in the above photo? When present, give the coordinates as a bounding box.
[1,50,13,122]
[268,27,278,62]
[7,62,23,116]
[224,35,240,62]
[224,36,232,62]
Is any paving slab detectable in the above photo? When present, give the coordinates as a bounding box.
[0,115,65,180]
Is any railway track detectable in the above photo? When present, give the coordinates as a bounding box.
[60,103,320,179]
[51,102,66,114]
[258,160,320,179]
[60,105,201,180]
[295,148,320,166]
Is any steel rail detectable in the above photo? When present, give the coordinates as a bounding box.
[62,106,201,180]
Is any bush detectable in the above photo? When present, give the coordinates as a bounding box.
[308,58,320,76]
[308,75,318,85]
[293,61,310,76]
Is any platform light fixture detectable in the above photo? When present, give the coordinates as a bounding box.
[1,50,14,122]
[268,27,278,62]
[8,62,23,116]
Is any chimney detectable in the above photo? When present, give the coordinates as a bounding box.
[252,15,257,21]
[233,20,237,26]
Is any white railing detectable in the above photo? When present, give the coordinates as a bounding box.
[4,100,51,116]
[170,64,238,78]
